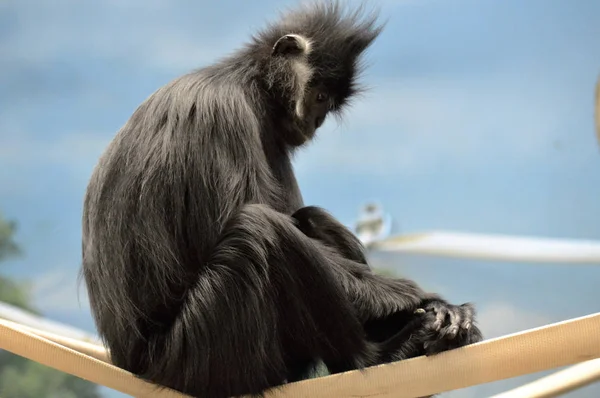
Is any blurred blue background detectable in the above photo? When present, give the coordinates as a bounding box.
[1,0,599,397]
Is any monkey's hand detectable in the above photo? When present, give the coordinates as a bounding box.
[291,206,367,264]
[414,300,483,355]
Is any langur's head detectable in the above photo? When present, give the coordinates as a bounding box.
[253,1,384,147]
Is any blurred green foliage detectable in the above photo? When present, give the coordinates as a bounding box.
[0,215,20,262]
[0,277,38,315]
[0,212,101,398]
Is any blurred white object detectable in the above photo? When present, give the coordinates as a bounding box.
[489,358,600,398]
[352,203,600,264]
[372,231,600,264]
[353,202,392,247]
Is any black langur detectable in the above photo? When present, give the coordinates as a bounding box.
[81,2,482,398]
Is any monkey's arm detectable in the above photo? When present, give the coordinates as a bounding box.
[291,206,439,316]
[291,205,483,356]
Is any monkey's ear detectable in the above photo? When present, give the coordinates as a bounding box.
[272,35,306,57]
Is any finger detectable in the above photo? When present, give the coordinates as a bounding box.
[432,306,447,331]
[447,306,462,326]
[441,307,461,339]
[424,301,448,331]
[459,303,475,330]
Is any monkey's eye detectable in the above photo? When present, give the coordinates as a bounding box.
[315,92,329,103]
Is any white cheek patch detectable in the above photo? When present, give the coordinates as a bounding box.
[280,33,314,120]
[293,61,313,119]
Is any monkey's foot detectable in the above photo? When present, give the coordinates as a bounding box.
[415,301,483,355]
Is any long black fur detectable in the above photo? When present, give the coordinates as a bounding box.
[81,2,482,398]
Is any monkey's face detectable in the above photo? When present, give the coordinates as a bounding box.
[294,83,332,143]
[255,2,382,146]
[264,17,379,147]
[276,81,333,148]
[267,34,332,147]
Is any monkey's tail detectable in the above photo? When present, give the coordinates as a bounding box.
[139,203,369,398]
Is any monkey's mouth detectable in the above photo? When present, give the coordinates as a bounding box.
[314,116,325,129]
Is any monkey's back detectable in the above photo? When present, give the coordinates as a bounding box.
[81,66,283,368]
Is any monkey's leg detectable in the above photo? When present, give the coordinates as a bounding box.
[244,205,393,373]
[129,203,378,398]
[219,204,383,376]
